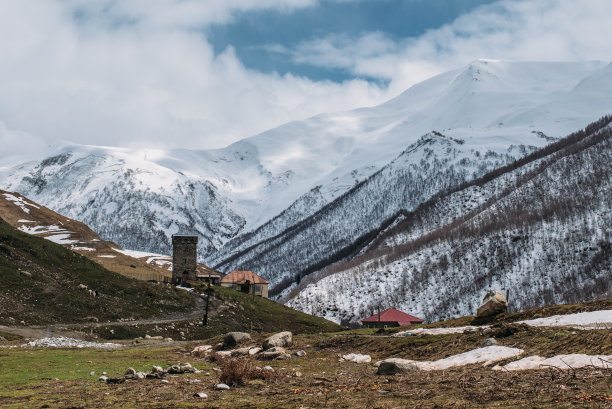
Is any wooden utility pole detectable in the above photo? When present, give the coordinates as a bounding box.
[202,278,211,326]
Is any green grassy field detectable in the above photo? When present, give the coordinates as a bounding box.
[1,322,610,408]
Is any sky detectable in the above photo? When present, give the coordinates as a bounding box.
[1,0,612,157]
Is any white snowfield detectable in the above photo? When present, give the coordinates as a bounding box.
[493,354,612,371]
[2,192,40,214]
[394,326,485,336]
[376,346,524,371]
[519,310,612,329]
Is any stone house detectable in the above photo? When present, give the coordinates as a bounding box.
[219,270,269,298]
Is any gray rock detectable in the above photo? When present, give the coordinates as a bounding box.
[481,338,498,347]
[151,365,164,374]
[294,350,306,357]
[98,376,108,382]
[135,371,146,380]
[231,347,251,357]
[125,367,136,376]
[216,383,231,390]
[194,392,208,398]
[277,353,292,360]
[476,291,508,317]
[262,331,292,350]
[223,332,251,348]
[263,366,275,372]
[377,359,419,375]
[0,336,7,342]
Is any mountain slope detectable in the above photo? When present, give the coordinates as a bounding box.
[286,116,612,324]
[1,60,611,290]
[0,216,194,326]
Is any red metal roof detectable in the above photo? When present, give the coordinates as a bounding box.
[219,270,269,285]
[361,308,423,326]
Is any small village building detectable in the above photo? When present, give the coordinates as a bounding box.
[172,235,198,285]
[196,265,222,285]
[361,308,424,328]
[219,270,269,298]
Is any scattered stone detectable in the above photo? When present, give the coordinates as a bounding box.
[482,338,498,347]
[180,363,194,373]
[223,332,251,348]
[262,331,292,350]
[150,336,163,340]
[342,353,371,363]
[294,350,306,357]
[98,376,108,382]
[216,383,231,390]
[194,392,208,398]
[125,367,136,376]
[476,290,508,317]
[161,379,170,384]
[151,366,164,374]
[167,364,183,374]
[377,359,419,375]
[0,336,6,342]
[278,353,292,360]
[231,347,251,357]
[263,366,275,372]
[249,347,262,356]
[135,372,146,380]
[294,371,302,377]
[259,346,287,360]
[164,338,173,342]
[215,351,232,359]
[191,345,213,357]
[144,335,152,339]
[20,270,32,278]
[89,371,95,376]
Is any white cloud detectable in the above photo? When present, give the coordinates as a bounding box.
[282,0,612,94]
[0,0,611,157]
[0,0,385,155]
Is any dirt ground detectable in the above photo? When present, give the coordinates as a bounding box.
[1,325,611,409]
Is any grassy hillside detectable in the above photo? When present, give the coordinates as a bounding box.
[94,284,343,340]
[0,216,194,326]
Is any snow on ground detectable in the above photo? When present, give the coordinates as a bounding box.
[112,247,167,259]
[20,336,121,349]
[71,246,95,251]
[3,192,40,214]
[342,353,372,363]
[394,326,486,336]
[44,233,79,245]
[493,354,612,371]
[97,255,117,258]
[377,346,524,371]
[519,310,612,329]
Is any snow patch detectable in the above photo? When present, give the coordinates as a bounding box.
[3,193,39,214]
[21,336,121,349]
[493,354,612,371]
[377,346,524,371]
[520,310,612,329]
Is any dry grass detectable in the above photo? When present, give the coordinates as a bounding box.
[219,358,278,386]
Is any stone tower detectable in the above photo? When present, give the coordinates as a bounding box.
[172,235,198,284]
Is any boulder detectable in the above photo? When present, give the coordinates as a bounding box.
[223,332,251,348]
[377,359,419,375]
[231,347,251,357]
[194,392,208,398]
[248,347,262,356]
[151,365,165,374]
[481,338,498,347]
[98,376,108,382]
[216,383,231,390]
[191,345,213,357]
[476,291,508,317]
[262,331,292,350]
[294,350,306,357]
[125,367,136,376]
[259,347,286,360]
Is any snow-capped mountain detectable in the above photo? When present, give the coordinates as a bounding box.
[1,60,611,294]
[286,116,612,324]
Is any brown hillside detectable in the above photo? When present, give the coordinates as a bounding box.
[0,190,215,281]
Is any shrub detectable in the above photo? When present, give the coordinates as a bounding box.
[219,358,276,386]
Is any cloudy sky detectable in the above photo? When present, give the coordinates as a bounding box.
[1,0,611,157]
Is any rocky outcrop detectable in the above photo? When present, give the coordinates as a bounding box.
[224,332,251,348]
[262,331,292,350]
[476,291,508,317]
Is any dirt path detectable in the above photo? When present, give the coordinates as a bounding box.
[0,292,209,339]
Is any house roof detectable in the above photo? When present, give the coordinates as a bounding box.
[361,308,423,325]
[220,270,269,285]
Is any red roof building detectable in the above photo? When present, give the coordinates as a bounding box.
[219,270,270,298]
[361,308,424,328]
